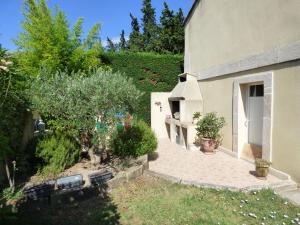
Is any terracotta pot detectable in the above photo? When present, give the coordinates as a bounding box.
[255,165,269,177]
[201,137,216,153]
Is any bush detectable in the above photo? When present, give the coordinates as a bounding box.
[196,112,226,140]
[102,52,183,124]
[36,132,80,176]
[110,120,157,157]
[2,187,24,204]
[31,68,142,148]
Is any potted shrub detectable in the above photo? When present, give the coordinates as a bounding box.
[193,112,201,124]
[195,112,225,153]
[255,158,271,178]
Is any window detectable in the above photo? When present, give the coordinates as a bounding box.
[250,84,264,97]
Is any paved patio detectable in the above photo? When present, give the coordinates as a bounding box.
[148,139,285,190]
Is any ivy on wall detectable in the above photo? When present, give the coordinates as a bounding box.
[102,52,183,124]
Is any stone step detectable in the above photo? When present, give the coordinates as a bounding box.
[279,188,300,206]
[272,180,298,193]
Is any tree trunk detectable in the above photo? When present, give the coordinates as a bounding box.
[4,154,14,191]
[88,148,101,166]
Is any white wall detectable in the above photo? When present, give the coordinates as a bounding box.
[151,92,171,138]
[185,0,300,73]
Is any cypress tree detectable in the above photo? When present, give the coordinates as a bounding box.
[159,1,175,53]
[128,13,143,52]
[106,37,116,52]
[141,0,158,52]
[119,30,127,51]
[173,8,185,54]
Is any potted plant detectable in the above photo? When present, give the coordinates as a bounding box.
[193,112,201,124]
[255,158,271,178]
[195,112,225,153]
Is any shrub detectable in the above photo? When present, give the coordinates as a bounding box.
[1,187,24,216]
[2,187,24,204]
[103,52,183,124]
[31,68,142,148]
[36,132,80,176]
[110,120,157,157]
[193,112,201,119]
[196,112,226,140]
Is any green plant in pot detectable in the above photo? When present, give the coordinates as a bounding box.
[193,112,201,124]
[255,158,271,178]
[195,112,225,153]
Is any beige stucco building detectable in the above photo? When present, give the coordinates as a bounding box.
[151,0,300,184]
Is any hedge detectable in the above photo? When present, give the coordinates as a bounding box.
[102,52,183,124]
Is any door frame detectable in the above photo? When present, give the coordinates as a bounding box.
[233,72,273,161]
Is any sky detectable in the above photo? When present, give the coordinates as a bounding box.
[0,0,194,51]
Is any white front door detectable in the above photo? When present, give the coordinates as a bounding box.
[248,84,264,146]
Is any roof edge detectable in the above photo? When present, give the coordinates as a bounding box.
[184,0,201,27]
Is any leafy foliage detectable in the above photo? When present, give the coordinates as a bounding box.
[1,187,24,203]
[0,187,24,221]
[15,0,103,76]
[36,132,80,176]
[110,120,157,157]
[0,44,28,188]
[128,13,144,52]
[31,68,142,139]
[159,3,185,54]
[193,112,201,119]
[103,52,183,123]
[141,0,159,52]
[196,112,226,140]
[126,0,184,54]
[119,30,127,51]
[106,37,117,52]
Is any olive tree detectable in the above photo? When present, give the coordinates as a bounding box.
[31,68,142,161]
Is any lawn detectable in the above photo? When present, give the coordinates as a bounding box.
[7,176,300,225]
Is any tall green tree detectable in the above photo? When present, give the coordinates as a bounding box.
[15,0,103,76]
[159,2,175,53]
[119,30,127,51]
[172,8,185,54]
[70,17,84,48]
[106,37,116,52]
[128,13,143,52]
[141,0,159,52]
[69,21,103,72]
[159,2,185,54]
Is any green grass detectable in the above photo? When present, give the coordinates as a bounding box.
[112,176,300,225]
[6,176,300,225]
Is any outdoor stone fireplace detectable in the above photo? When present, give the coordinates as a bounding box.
[151,73,203,150]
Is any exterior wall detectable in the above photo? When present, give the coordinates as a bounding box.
[185,0,300,74]
[198,77,234,150]
[272,61,300,184]
[197,60,300,183]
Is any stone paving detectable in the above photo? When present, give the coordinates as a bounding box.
[149,139,284,190]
